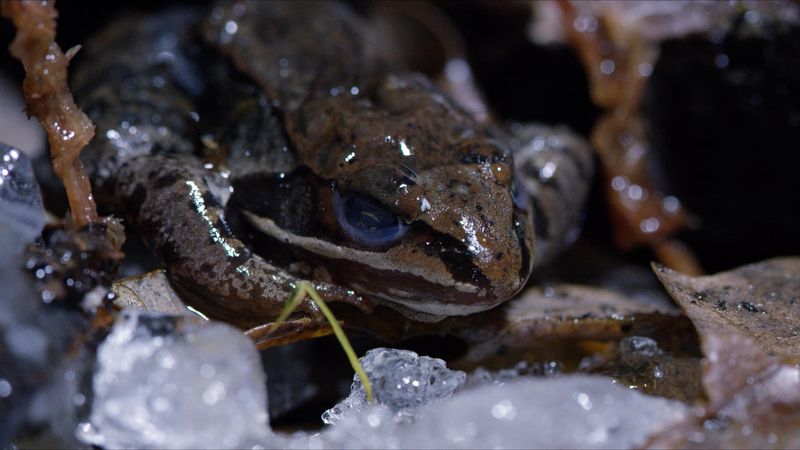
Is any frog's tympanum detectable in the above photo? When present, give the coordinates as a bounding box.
[71,2,592,327]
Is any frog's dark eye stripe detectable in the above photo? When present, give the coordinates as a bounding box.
[333,191,409,247]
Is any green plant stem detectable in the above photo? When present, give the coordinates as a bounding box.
[272,282,374,403]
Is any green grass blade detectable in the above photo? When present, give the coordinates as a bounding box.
[302,282,374,403]
[266,281,374,403]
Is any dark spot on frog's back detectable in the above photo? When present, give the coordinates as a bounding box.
[124,184,147,218]
[153,172,181,190]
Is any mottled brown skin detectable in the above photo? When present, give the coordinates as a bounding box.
[203,2,532,319]
[73,1,591,328]
[115,153,373,327]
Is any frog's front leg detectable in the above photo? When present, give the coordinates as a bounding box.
[116,153,373,329]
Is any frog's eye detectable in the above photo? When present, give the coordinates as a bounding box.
[333,191,409,247]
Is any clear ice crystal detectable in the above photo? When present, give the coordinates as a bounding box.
[76,309,269,449]
[322,348,466,424]
[279,374,687,449]
[466,360,562,387]
[620,335,662,360]
[0,143,44,329]
[406,375,686,449]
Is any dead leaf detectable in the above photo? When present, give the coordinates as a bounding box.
[647,258,800,448]
[645,334,800,449]
[653,257,800,361]
[112,270,200,317]
[461,284,684,362]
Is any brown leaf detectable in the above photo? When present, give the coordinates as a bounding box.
[653,257,800,361]
[113,270,199,317]
[646,258,800,448]
[645,334,800,449]
[461,284,683,362]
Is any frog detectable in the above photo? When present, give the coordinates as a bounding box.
[69,1,593,336]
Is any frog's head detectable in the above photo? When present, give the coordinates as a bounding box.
[245,74,534,321]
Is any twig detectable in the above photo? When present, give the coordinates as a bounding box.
[2,0,98,229]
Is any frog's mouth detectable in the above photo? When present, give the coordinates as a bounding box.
[241,210,517,321]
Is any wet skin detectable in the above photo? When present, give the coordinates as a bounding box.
[72,1,592,327]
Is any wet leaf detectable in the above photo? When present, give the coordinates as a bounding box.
[653,257,800,361]
[459,284,683,362]
[647,258,800,448]
[112,270,200,317]
[645,334,800,449]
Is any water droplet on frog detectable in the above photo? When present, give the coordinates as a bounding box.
[573,15,597,33]
[638,62,653,77]
[600,59,615,75]
[662,195,680,213]
[627,184,644,201]
[640,217,660,233]
[538,161,557,180]
[224,20,238,35]
[0,379,12,398]
[445,58,471,83]
[611,175,628,191]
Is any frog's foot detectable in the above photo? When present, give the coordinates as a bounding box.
[116,154,374,328]
[245,318,334,349]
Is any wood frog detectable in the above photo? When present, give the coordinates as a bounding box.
[70,1,593,335]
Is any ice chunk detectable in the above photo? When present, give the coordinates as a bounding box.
[466,360,561,388]
[0,143,44,249]
[278,374,687,449]
[0,144,82,445]
[322,348,466,424]
[620,335,661,360]
[408,375,686,449]
[76,309,269,449]
[0,77,46,157]
[0,143,45,328]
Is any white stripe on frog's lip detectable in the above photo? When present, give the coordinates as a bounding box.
[242,210,480,294]
[371,289,495,321]
[351,283,493,321]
